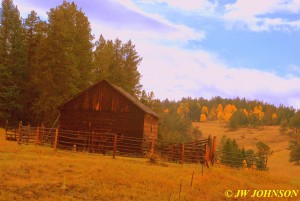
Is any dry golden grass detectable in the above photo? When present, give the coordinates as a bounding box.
[1,127,299,201]
[193,121,300,182]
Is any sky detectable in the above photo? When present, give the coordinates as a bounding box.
[13,0,300,109]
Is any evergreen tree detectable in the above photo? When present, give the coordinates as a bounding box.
[23,10,47,123]
[0,0,25,125]
[33,1,93,124]
[93,35,142,97]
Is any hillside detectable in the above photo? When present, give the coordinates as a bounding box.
[0,128,299,201]
[193,121,300,183]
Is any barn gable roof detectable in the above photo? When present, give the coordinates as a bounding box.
[59,79,158,118]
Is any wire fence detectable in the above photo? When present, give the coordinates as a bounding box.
[5,124,217,166]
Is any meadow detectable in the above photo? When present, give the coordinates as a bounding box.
[0,124,299,201]
[193,121,300,182]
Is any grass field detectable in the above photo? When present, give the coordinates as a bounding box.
[1,126,299,201]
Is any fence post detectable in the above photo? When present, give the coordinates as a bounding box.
[204,144,210,168]
[211,136,217,165]
[113,134,117,159]
[181,143,185,164]
[54,128,59,151]
[35,126,39,147]
[17,121,22,145]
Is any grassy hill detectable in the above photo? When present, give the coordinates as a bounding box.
[0,127,299,201]
[193,121,300,182]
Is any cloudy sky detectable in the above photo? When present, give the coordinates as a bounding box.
[14,0,300,108]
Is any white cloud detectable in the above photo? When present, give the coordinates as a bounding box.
[223,0,300,31]
[139,0,218,12]
[133,39,300,108]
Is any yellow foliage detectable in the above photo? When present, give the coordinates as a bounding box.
[201,106,208,115]
[209,107,218,120]
[223,104,237,123]
[217,111,224,122]
[243,108,249,116]
[177,102,190,118]
[163,108,169,113]
[217,104,224,122]
[272,113,277,120]
[253,105,265,120]
[200,114,207,122]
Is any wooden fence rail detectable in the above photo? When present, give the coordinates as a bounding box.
[7,123,217,166]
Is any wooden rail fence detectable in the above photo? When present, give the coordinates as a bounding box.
[6,123,217,165]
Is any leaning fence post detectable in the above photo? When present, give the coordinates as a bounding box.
[54,128,59,151]
[113,134,117,159]
[181,143,185,164]
[35,126,39,147]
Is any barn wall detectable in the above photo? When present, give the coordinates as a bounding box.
[59,110,144,138]
[143,113,158,141]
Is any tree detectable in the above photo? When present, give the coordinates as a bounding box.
[201,106,208,115]
[289,134,300,164]
[256,141,272,170]
[280,119,288,135]
[192,126,202,140]
[219,137,244,168]
[23,10,47,123]
[93,35,142,97]
[217,104,224,122]
[33,1,94,124]
[228,110,249,130]
[223,104,237,124]
[177,102,190,119]
[200,114,207,122]
[0,0,25,124]
[290,111,300,134]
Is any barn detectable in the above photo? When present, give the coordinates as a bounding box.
[58,79,158,154]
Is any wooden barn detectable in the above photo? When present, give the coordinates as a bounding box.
[58,79,158,154]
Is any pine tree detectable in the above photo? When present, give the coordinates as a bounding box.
[0,0,25,124]
[23,10,47,123]
[93,35,142,97]
[33,1,93,124]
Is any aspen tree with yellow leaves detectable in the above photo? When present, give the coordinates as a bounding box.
[177,102,190,119]
[223,104,237,124]
[201,106,208,115]
[253,105,265,121]
[200,113,207,122]
[217,104,224,122]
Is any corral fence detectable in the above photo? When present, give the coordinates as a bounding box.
[5,123,217,166]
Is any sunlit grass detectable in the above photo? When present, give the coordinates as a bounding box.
[1,128,299,201]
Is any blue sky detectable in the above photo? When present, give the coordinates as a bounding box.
[13,0,300,108]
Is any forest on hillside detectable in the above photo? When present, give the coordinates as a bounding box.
[0,0,299,139]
